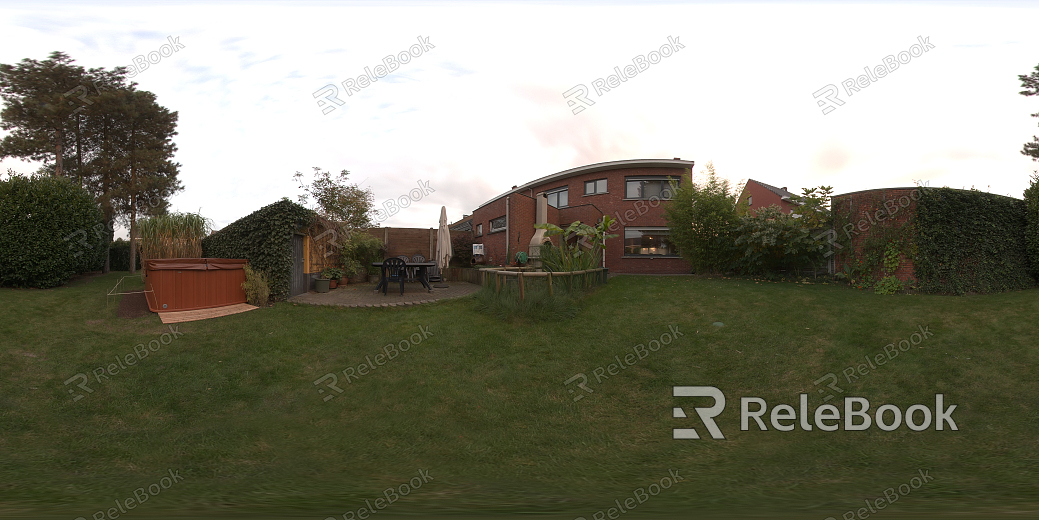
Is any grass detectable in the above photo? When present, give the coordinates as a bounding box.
[1,272,1038,519]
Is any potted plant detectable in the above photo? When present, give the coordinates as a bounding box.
[315,274,330,293]
[321,267,343,289]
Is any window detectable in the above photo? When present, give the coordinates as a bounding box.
[545,187,568,208]
[476,223,483,236]
[748,196,753,207]
[625,177,679,200]
[490,215,506,232]
[624,228,677,256]
[584,179,607,195]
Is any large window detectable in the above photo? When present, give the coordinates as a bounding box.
[625,177,679,200]
[490,215,506,232]
[624,228,677,256]
[584,179,607,195]
[546,187,568,208]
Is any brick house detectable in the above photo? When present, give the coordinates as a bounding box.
[464,158,695,274]
[736,179,798,215]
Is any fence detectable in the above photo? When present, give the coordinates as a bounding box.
[479,267,607,301]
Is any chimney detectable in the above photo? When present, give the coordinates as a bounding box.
[511,185,518,189]
[673,157,681,160]
[781,187,788,191]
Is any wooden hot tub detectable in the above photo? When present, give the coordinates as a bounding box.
[144,258,249,313]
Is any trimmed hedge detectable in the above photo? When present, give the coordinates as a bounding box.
[0,175,106,288]
[201,199,314,300]
[914,187,1035,294]
[108,238,141,271]
[1025,173,1039,278]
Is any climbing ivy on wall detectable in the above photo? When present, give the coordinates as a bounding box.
[914,187,1034,295]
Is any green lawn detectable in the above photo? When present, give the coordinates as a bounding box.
[1,272,1038,519]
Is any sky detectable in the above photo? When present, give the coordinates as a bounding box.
[1,0,1037,235]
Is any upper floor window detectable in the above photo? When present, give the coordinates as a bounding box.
[546,187,568,208]
[490,215,506,232]
[476,223,483,236]
[584,179,607,195]
[625,177,679,200]
[748,196,753,206]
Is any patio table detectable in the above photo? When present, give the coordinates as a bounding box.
[372,261,436,293]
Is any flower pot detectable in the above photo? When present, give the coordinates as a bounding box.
[315,278,330,293]
[329,279,338,289]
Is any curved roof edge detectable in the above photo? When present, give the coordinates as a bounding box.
[833,186,1021,200]
[476,158,695,210]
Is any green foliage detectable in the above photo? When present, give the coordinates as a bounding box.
[535,217,617,272]
[452,232,475,266]
[873,241,906,294]
[787,186,834,230]
[730,206,830,274]
[915,187,1035,294]
[241,264,270,307]
[136,211,211,262]
[293,167,375,230]
[321,267,343,280]
[0,175,105,287]
[663,162,738,273]
[337,230,384,277]
[107,238,140,271]
[1019,63,1039,161]
[202,199,315,301]
[473,277,584,323]
[1025,171,1039,277]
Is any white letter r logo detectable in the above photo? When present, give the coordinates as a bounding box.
[673,386,726,439]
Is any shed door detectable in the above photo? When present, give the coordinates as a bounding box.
[291,234,307,297]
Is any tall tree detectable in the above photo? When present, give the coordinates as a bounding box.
[0,52,91,177]
[109,88,182,274]
[663,161,739,273]
[1020,63,1039,161]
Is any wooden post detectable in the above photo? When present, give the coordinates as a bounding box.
[496,271,501,293]
[518,271,525,301]
[547,272,553,297]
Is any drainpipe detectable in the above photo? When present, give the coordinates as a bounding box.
[505,195,509,266]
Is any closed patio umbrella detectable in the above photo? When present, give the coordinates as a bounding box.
[434,206,452,286]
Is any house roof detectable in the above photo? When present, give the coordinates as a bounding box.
[449,219,473,232]
[748,179,797,200]
[475,158,695,210]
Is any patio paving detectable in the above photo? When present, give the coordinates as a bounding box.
[288,280,482,308]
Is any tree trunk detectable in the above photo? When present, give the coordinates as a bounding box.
[54,126,64,177]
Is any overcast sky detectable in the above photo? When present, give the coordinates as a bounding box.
[1,0,1037,234]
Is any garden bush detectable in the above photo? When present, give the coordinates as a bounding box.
[107,238,141,271]
[241,264,270,307]
[0,175,106,288]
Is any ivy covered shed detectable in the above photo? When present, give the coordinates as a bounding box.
[831,186,1035,295]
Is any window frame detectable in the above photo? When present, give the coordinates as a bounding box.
[489,215,506,233]
[476,223,483,237]
[622,226,680,257]
[584,178,608,196]
[545,186,569,208]
[624,176,680,200]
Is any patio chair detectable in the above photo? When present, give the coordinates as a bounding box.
[396,255,416,282]
[381,257,408,296]
[427,263,443,283]
[410,255,426,283]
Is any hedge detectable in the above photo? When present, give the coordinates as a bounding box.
[108,238,141,271]
[201,199,315,300]
[1025,173,1039,278]
[914,187,1035,294]
[0,175,106,288]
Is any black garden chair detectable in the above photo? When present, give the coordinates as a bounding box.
[381,257,408,296]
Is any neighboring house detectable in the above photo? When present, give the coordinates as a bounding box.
[467,158,695,274]
[737,179,798,215]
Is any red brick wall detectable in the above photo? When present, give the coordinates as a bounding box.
[832,188,921,283]
[737,180,798,215]
[470,165,693,274]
